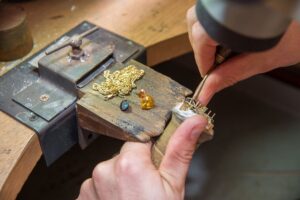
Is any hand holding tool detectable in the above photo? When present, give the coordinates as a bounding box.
[151,47,231,167]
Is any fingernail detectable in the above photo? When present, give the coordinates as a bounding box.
[190,126,202,140]
[190,119,207,140]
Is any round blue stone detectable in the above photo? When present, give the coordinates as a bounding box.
[120,100,129,111]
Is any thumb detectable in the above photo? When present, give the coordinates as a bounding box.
[159,115,207,188]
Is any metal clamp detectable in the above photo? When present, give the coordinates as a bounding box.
[45,26,99,62]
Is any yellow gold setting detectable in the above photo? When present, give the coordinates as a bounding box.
[180,97,215,133]
[138,89,155,110]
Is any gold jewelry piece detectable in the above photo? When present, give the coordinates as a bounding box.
[180,97,215,133]
[93,65,144,100]
[138,89,154,110]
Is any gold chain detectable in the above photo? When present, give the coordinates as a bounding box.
[92,65,144,99]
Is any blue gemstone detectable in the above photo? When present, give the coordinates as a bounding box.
[120,100,129,111]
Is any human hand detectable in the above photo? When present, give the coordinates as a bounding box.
[77,115,207,200]
[187,5,300,105]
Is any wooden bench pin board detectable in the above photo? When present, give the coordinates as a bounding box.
[77,59,192,142]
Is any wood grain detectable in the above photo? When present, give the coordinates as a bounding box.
[0,0,194,75]
[0,112,42,200]
[0,0,195,199]
[77,60,192,142]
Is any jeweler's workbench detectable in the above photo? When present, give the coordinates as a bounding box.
[0,1,195,199]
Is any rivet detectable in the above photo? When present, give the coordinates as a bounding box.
[40,94,49,102]
[29,113,37,121]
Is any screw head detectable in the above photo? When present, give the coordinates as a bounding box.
[40,94,49,102]
[29,113,37,121]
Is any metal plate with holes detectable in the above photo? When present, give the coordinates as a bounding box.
[13,79,76,121]
[0,21,145,165]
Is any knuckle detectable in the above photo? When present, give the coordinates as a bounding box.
[79,179,91,198]
[191,23,200,39]
[208,73,222,92]
[92,163,106,185]
[169,140,194,165]
[186,7,194,21]
[171,148,194,165]
[116,153,141,177]
[81,179,89,191]
[224,74,238,88]
[209,72,238,93]
[207,73,221,93]
[191,23,205,42]
[217,73,237,90]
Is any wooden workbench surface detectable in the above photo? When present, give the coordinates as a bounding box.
[0,0,194,199]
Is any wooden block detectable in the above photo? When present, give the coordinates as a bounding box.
[77,60,192,142]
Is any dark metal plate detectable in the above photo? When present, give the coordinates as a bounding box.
[13,79,76,121]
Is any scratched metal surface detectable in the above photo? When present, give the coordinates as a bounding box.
[38,39,113,84]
